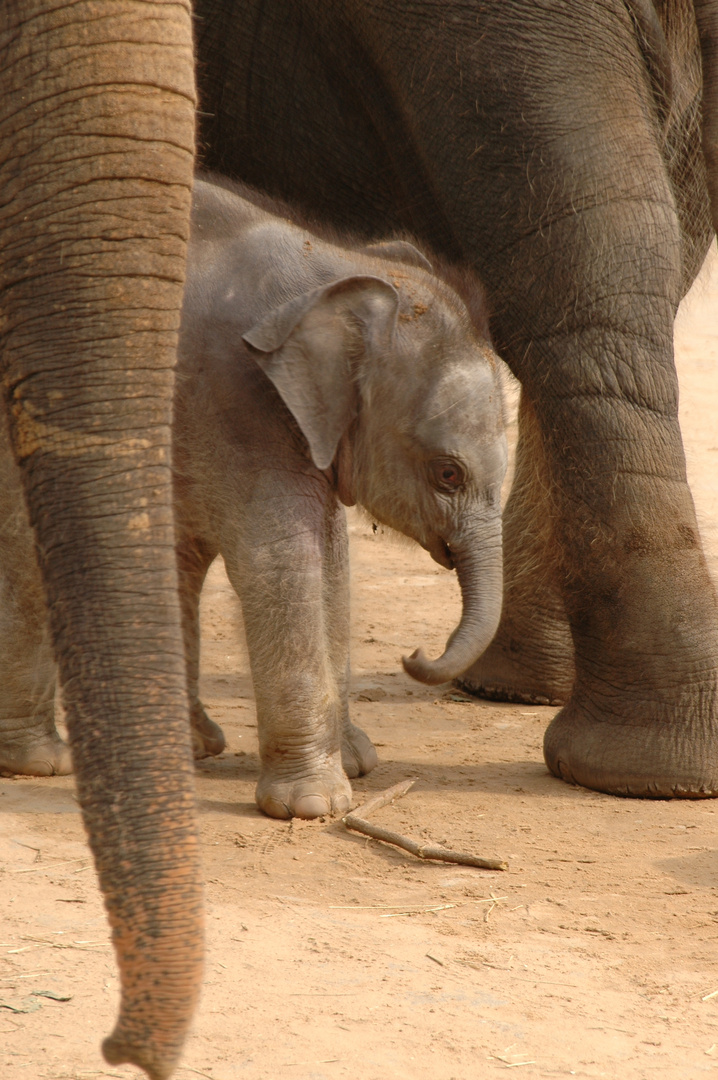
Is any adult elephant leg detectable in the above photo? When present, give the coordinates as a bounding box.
[0,3,202,1077]
[539,309,718,798]
[357,1,718,797]
[193,0,718,794]
[458,393,575,707]
[0,407,69,775]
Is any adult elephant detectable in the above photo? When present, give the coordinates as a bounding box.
[194,0,718,798]
[1,3,202,1078]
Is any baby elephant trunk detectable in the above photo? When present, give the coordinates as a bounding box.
[403,519,503,685]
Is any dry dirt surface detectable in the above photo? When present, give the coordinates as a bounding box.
[1,246,717,1080]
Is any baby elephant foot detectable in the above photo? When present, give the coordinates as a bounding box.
[0,727,73,777]
[342,720,378,779]
[190,702,227,759]
[256,758,352,820]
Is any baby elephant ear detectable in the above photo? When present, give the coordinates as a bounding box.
[243,275,398,471]
[363,240,433,273]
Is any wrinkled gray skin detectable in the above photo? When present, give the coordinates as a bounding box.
[194,0,718,799]
[0,174,507,819]
[0,404,225,774]
[0,410,224,776]
[0,4,203,1078]
[175,176,506,819]
[0,408,70,777]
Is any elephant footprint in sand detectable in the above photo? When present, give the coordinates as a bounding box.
[174,175,507,818]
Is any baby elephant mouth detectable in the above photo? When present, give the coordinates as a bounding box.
[425,535,455,570]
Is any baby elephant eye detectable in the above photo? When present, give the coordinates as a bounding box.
[430,458,465,493]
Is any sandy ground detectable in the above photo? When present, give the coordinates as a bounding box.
[1,246,717,1080]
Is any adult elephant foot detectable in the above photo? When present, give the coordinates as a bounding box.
[538,454,718,800]
[457,393,575,707]
[341,719,378,778]
[190,702,226,759]
[544,692,718,798]
[256,754,352,819]
[0,719,72,776]
[457,614,573,707]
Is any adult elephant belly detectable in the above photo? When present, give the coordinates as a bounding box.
[195,0,718,797]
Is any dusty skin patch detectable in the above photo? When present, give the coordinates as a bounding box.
[0,247,717,1079]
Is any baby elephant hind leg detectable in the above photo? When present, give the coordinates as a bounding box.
[0,412,70,776]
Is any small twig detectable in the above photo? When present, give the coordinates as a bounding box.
[342,780,507,871]
[381,903,456,917]
[350,778,417,818]
[5,937,108,955]
[285,1060,338,1067]
[330,898,507,917]
[485,892,505,922]
[10,841,42,863]
[10,859,89,875]
[493,1048,536,1068]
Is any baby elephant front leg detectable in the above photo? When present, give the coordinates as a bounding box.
[225,504,352,820]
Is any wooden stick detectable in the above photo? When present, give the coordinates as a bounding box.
[342,780,507,871]
[349,778,417,819]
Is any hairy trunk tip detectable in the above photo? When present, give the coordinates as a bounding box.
[103,1031,177,1080]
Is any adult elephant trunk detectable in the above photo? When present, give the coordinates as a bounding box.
[403,519,503,685]
[0,4,201,1079]
[695,0,718,233]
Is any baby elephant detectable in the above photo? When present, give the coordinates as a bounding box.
[176,175,507,819]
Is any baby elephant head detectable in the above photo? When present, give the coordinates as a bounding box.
[244,269,507,686]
